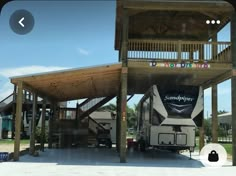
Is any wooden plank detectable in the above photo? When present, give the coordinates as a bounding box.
[211,84,218,143]
[21,82,55,103]
[13,81,23,161]
[123,1,234,12]
[199,127,205,151]
[231,11,236,166]
[12,69,121,86]
[116,94,120,152]
[119,67,128,163]
[232,76,236,166]
[40,99,46,151]
[29,93,37,155]
[202,70,232,89]
[48,103,55,149]
[11,64,122,84]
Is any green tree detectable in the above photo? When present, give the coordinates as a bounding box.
[126,105,138,129]
[98,103,138,129]
[98,103,116,111]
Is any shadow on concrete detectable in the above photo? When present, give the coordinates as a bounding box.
[12,147,204,168]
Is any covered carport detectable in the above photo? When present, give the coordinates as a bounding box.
[10,63,126,161]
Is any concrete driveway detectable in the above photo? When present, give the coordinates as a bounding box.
[0,148,235,176]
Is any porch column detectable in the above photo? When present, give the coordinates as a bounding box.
[231,11,236,166]
[119,7,128,163]
[40,99,46,151]
[29,93,37,155]
[48,103,54,149]
[211,84,218,143]
[11,85,17,139]
[119,67,128,163]
[116,95,120,152]
[199,126,205,151]
[14,82,23,161]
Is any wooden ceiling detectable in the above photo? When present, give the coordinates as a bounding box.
[127,60,232,94]
[11,64,122,102]
[115,0,234,50]
[11,61,232,102]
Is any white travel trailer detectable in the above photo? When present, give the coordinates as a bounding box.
[136,85,203,152]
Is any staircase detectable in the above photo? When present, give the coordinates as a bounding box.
[87,116,107,146]
[0,93,14,115]
[51,96,115,147]
[78,96,114,120]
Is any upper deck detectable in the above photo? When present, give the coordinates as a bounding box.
[115,0,234,89]
[115,0,234,49]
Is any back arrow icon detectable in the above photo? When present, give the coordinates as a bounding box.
[19,17,25,27]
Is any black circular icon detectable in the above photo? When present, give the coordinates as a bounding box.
[9,10,34,35]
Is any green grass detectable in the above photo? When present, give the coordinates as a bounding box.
[221,143,232,156]
[0,139,29,144]
[195,137,232,156]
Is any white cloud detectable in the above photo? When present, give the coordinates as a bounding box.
[77,47,90,56]
[0,81,13,101]
[0,65,69,101]
[0,65,68,78]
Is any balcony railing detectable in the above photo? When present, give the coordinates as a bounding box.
[128,39,231,63]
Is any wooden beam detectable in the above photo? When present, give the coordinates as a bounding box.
[116,95,120,152]
[13,81,23,161]
[202,70,232,89]
[20,82,55,103]
[231,76,236,166]
[231,11,236,166]
[121,9,129,66]
[10,64,122,84]
[48,103,55,149]
[40,99,46,151]
[123,1,234,13]
[79,96,115,120]
[11,85,17,139]
[29,93,37,155]
[211,84,218,143]
[199,123,205,151]
[119,67,128,163]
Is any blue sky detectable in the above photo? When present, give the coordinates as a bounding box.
[0,1,232,117]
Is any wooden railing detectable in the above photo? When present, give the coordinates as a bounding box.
[128,39,231,63]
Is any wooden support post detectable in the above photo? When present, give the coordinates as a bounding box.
[211,84,218,143]
[119,7,129,163]
[199,90,205,151]
[48,103,54,149]
[231,11,236,166]
[11,85,17,139]
[121,9,129,67]
[199,127,205,151]
[212,34,218,61]
[177,40,182,62]
[232,77,236,166]
[189,50,193,62]
[116,96,120,152]
[119,67,128,163]
[29,93,37,155]
[40,99,46,151]
[199,44,204,62]
[13,82,23,161]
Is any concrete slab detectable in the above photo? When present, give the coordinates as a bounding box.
[0,148,235,176]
